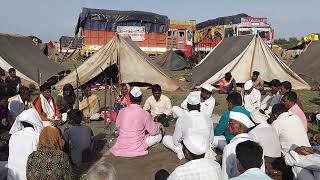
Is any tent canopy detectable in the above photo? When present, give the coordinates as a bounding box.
[153,50,190,71]
[56,35,178,91]
[0,33,66,85]
[290,41,320,88]
[192,35,310,90]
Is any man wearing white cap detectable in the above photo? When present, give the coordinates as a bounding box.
[172,84,215,118]
[271,104,320,180]
[165,131,222,180]
[221,111,256,179]
[241,80,261,112]
[248,109,282,178]
[110,87,162,157]
[162,94,213,160]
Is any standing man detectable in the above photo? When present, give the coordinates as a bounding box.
[110,87,162,157]
[162,94,213,160]
[144,84,172,127]
[222,111,255,179]
[241,80,261,112]
[282,91,308,131]
[5,68,21,96]
[172,84,215,118]
[33,83,62,127]
[213,92,250,150]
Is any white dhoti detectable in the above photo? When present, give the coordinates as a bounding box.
[172,106,187,119]
[145,134,162,147]
[212,135,227,151]
[285,149,320,180]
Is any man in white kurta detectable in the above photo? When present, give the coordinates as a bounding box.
[271,104,320,180]
[241,80,261,112]
[163,94,213,160]
[7,109,44,180]
[172,84,215,118]
[222,111,255,180]
[167,131,222,180]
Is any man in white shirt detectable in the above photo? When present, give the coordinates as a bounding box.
[7,109,44,180]
[222,111,255,179]
[271,104,320,180]
[144,84,172,126]
[241,80,261,112]
[156,131,222,180]
[8,86,33,120]
[260,79,282,114]
[162,94,213,160]
[172,84,215,118]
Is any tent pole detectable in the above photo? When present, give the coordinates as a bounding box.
[74,64,80,109]
[249,36,258,76]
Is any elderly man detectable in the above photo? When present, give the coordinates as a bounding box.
[271,104,320,180]
[79,84,101,121]
[7,109,44,180]
[8,86,34,120]
[222,111,256,179]
[260,79,282,114]
[172,84,215,118]
[144,84,172,126]
[230,141,272,180]
[213,92,250,150]
[110,87,162,157]
[157,131,222,180]
[282,91,308,131]
[162,94,213,160]
[241,80,261,112]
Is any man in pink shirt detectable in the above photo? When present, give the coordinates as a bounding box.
[110,86,162,157]
[282,91,308,131]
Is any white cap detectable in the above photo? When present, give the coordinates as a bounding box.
[130,86,142,97]
[187,94,200,105]
[251,109,269,124]
[202,84,214,92]
[183,130,209,155]
[244,80,253,90]
[230,111,255,128]
[316,114,320,123]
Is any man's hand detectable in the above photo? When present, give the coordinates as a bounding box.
[295,146,314,156]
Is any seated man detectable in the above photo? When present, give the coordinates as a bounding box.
[144,84,172,127]
[252,71,264,91]
[110,87,162,157]
[222,111,255,179]
[282,91,308,131]
[230,141,272,180]
[162,94,213,160]
[79,84,101,121]
[249,109,282,177]
[219,72,237,94]
[8,86,34,120]
[156,132,222,180]
[213,92,250,150]
[63,109,93,167]
[280,81,304,110]
[271,104,320,180]
[172,84,215,118]
[260,79,282,114]
[241,80,261,112]
[34,83,62,127]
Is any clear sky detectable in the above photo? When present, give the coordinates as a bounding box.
[0,0,318,42]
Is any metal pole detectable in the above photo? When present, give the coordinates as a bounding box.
[74,64,80,109]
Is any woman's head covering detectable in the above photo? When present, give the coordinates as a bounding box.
[9,109,44,134]
[63,83,76,105]
[38,126,62,151]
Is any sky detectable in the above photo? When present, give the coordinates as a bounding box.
[0,0,318,42]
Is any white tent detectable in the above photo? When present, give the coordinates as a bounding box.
[192,35,310,89]
[56,35,178,91]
